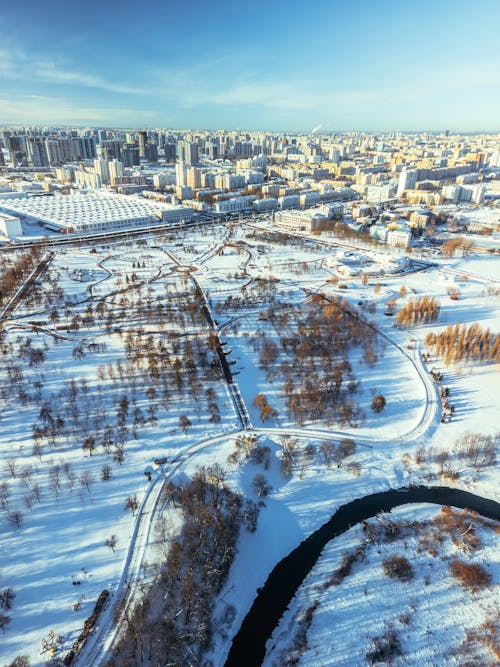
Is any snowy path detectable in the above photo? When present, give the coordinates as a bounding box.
[73,241,257,665]
[70,230,445,666]
[72,428,242,667]
[439,264,500,284]
[0,252,53,321]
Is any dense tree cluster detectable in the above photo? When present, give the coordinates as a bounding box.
[107,465,258,666]
[260,295,377,426]
[396,296,440,327]
[425,323,500,366]
[440,237,474,258]
[332,222,380,248]
[0,245,45,308]
[216,276,279,311]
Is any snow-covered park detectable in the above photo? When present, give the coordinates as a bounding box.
[0,220,498,666]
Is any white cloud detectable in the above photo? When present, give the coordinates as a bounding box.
[0,48,145,95]
[0,95,162,125]
[0,44,498,129]
[34,64,146,95]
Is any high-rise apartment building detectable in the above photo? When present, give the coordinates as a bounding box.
[397,167,418,197]
[178,141,198,165]
[187,166,202,189]
[46,139,65,167]
[175,161,187,187]
[94,158,110,184]
[70,136,97,161]
[101,140,123,161]
[164,143,176,163]
[137,131,148,158]
[6,136,26,166]
[108,159,124,184]
[26,137,50,168]
[144,143,158,162]
[121,143,140,167]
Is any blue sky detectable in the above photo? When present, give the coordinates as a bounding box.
[0,0,499,130]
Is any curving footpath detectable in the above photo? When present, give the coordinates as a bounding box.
[69,230,483,667]
[72,428,242,667]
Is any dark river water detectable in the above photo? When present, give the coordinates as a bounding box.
[224,486,500,666]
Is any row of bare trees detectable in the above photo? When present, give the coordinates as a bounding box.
[425,323,500,366]
[396,296,440,327]
[0,245,44,308]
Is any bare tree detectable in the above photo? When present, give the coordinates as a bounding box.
[0,588,15,610]
[6,459,17,479]
[0,613,11,634]
[8,511,23,528]
[105,535,118,553]
[252,474,272,498]
[82,436,96,457]
[79,471,94,492]
[0,482,10,511]
[102,464,112,481]
[179,415,192,434]
[320,441,335,468]
[125,495,139,516]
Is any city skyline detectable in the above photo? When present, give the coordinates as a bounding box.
[0,0,499,131]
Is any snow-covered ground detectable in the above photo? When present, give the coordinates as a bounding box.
[0,232,239,664]
[0,221,498,666]
[264,504,500,666]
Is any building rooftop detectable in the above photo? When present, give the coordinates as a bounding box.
[0,191,193,231]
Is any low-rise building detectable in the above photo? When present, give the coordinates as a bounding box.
[409,210,431,228]
[299,191,321,206]
[369,224,388,242]
[278,194,300,209]
[274,208,328,232]
[387,227,412,247]
[252,198,278,212]
[213,196,255,215]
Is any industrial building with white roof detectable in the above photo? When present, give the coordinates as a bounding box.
[0,191,196,234]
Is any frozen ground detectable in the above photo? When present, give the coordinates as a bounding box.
[0,220,498,666]
[264,504,500,666]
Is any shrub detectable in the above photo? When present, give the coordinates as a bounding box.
[7,657,30,667]
[322,548,366,589]
[450,559,491,590]
[382,555,414,582]
[366,626,402,664]
[371,394,386,413]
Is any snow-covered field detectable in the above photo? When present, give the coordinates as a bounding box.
[264,504,500,666]
[0,220,498,666]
